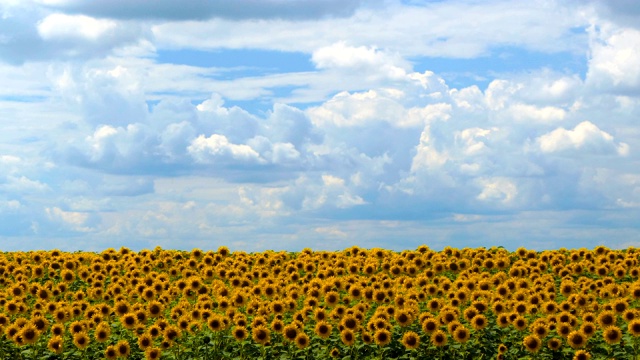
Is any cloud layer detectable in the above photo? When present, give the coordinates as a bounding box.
[0,0,639,252]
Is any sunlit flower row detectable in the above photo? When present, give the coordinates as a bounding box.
[0,245,639,359]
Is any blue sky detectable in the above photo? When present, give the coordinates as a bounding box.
[1,0,639,252]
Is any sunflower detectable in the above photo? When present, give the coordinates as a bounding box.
[47,335,64,354]
[50,323,65,337]
[542,301,558,314]
[341,314,359,330]
[295,332,310,349]
[497,313,511,328]
[498,343,507,354]
[567,330,587,349]
[330,347,340,358]
[120,312,138,330]
[53,308,69,323]
[470,314,488,330]
[251,325,270,345]
[147,301,163,318]
[207,315,224,332]
[582,312,596,323]
[431,329,447,347]
[523,335,542,353]
[19,322,40,344]
[452,326,470,343]
[341,329,356,346]
[115,339,131,358]
[114,301,130,317]
[145,347,162,360]
[547,337,562,351]
[283,324,298,342]
[395,309,414,327]
[232,326,248,342]
[427,298,442,313]
[71,331,90,350]
[315,321,332,339]
[313,308,327,322]
[325,291,340,307]
[628,319,640,337]
[512,315,528,331]
[362,331,374,344]
[138,333,153,350]
[438,309,458,325]
[401,331,420,350]
[422,317,439,333]
[573,350,591,360]
[271,318,284,333]
[270,300,285,314]
[602,325,622,345]
[105,345,118,360]
[530,323,549,339]
[580,322,596,338]
[163,325,181,343]
[30,315,49,334]
[597,310,616,328]
[374,328,392,346]
[623,309,637,322]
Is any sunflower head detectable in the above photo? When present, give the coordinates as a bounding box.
[115,339,131,358]
[430,329,447,347]
[48,336,64,354]
[295,332,310,349]
[340,329,356,346]
[628,319,640,337]
[374,328,392,347]
[523,335,542,353]
[602,325,622,345]
[573,350,591,360]
[401,331,420,350]
[315,321,332,339]
[547,337,562,351]
[232,326,248,342]
[252,325,270,345]
[567,330,587,349]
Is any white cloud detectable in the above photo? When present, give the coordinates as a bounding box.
[45,206,97,232]
[506,103,566,123]
[0,175,49,193]
[411,125,450,172]
[188,134,263,164]
[2,0,640,251]
[587,25,640,93]
[312,42,409,80]
[152,1,585,58]
[476,177,518,204]
[537,121,629,155]
[314,226,347,238]
[38,13,116,41]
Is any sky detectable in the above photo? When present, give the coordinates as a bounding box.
[0,0,639,253]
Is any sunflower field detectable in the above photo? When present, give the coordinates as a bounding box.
[1,245,640,359]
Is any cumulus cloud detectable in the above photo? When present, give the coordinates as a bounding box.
[37,13,116,40]
[0,5,147,64]
[188,134,263,164]
[152,1,586,59]
[312,42,409,80]
[586,25,640,94]
[2,0,640,251]
[476,177,518,205]
[49,64,148,126]
[536,121,629,156]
